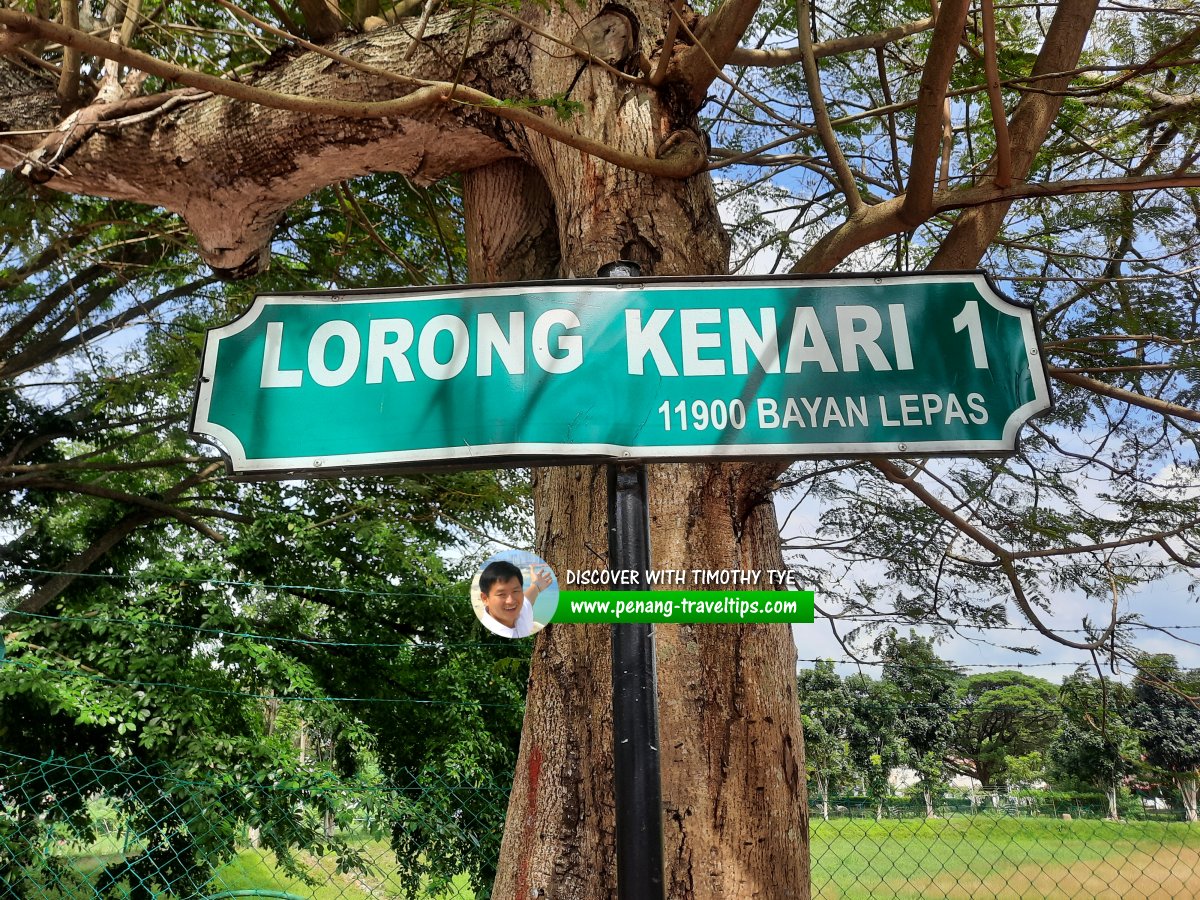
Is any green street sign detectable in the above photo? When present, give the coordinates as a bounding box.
[190,272,1051,475]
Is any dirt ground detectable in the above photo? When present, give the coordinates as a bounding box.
[896,844,1200,899]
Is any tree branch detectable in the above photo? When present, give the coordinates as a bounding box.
[0,238,165,369]
[649,0,683,88]
[794,171,1200,273]
[900,0,970,226]
[928,0,1101,269]
[1050,368,1200,425]
[1,457,204,475]
[57,0,81,104]
[872,459,1116,651]
[671,0,763,106]
[980,0,1012,188]
[795,0,862,213]
[727,16,934,67]
[1012,523,1200,561]
[21,478,226,541]
[4,463,224,620]
[3,274,222,378]
[0,8,705,274]
[295,0,346,42]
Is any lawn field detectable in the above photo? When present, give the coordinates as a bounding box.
[810,816,1200,899]
[205,842,475,900]
[30,815,1200,898]
[25,839,476,899]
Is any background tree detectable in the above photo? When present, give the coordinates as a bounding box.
[797,660,853,821]
[949,670,1060,789]
[3,0,1200,894]
[1004,751,1047,792]
[881,632,960,816]
[1130,654,1200,823]
[1048,670,1139,821]
[845,672,904,821]
[0,173,529,896]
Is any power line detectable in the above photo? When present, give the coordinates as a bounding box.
[812,615,1200,633]
[9,565,464,602]
[0,659,528,708]
[3,607,505,651]
[0,748,512,792]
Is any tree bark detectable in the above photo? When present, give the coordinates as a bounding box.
[460,142,810,895]
[816,772,830,822]
[1176,774,1198,824]
[0,15,520,276]
[464,4,810,895]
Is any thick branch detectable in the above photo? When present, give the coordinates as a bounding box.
[727,17,934,67]
[4,463,224,620]
[0,10,704,275]
[1050,368,1200,425]
[928,0,1101,269]
[671,0,763,106]
[57,0,81,103]
[0,11,512,274]
[795,171,1200,273]
[295,0,346,42]
[796,0,862,213]
[901,0,970,226]
[980,0,1012,188]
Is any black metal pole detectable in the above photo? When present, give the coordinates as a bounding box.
[599,260,665,900]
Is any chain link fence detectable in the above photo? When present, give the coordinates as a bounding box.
[0,750,505,900]
[4,750,1200,899]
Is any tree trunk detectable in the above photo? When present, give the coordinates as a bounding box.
[1176,774,1199,824]
[1107,784,1120,821]
[817,772,830,822]
[468,7,809,894]
[462,149,810,896]
[923,783,935,819]
[976,763,993,790]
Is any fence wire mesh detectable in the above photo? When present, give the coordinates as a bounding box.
[0,750,505,900]
[3,750,1199,899]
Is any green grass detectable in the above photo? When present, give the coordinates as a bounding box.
[810,814,1200,899]
[30,815,1200,899]
[207,843,476,900]
[24,838,475,899]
